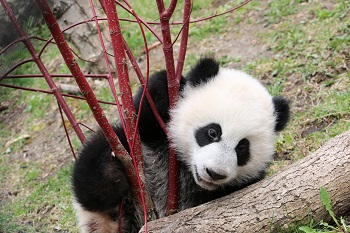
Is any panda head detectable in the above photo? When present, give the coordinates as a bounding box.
[168,58,290,190]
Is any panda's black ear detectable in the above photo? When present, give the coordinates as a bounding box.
[273,96,290,132]
[186,57,220,87]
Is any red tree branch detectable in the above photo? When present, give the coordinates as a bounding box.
[33,1,138,204]
[100,0,155,226]
[123,37,168,134]
[156,0,181,215]
[175,0,191,81]
[0,83,116,105]
[57,100,76,159]
[33,1,146,220]
[4,74,108,79]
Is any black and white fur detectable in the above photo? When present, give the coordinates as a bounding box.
[72,58,290,232]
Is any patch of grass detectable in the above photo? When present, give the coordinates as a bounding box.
[189,6,229,40]
[117,0,215,56]
[247,0,350,166]
[218,55,242,66]
[23,93,51,119]
[0,162,77,233]
[264,0,308,24]
[274,83,350,163]
[269,188,350,233]
[0,123,11,151]
[305,90,350,141]
[261,2,350,74]
[298,188,350,233]
[315,8,334,20]
[328,31,350,52]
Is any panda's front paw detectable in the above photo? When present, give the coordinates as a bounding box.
[73,153,130,212]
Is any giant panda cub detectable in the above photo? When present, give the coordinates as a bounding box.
[72,57,290,232]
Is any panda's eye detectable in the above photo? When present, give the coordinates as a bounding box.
[208,128,218,139]
[195,123,222,147]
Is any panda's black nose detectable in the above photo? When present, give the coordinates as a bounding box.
[206,168,227,180]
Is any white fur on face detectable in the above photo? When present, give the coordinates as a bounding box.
[168,68,276,190]
[191,142,238,190]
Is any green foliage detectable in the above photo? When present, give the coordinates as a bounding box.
[315,9,334,20]
[189,12,229,40]
[0,124,11,152]
[117,0,215,56]
[264,0,307,24]
[218,55,242,66]
[328,32,350,52]
[298,188,349,233]
[24,93,51,118]
[319,188,338,224]
[0,163,77,232]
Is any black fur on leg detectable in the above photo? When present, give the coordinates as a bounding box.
[72,125,130,212]
[108,192,139,233]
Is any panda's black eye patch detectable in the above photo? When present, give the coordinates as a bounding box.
[195,123,222,147]
[235,138,250,166]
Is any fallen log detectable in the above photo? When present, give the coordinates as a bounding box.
[141,130,350,232]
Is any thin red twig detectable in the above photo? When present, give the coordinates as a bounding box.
[0,83,116,105]
[190,0,252,23]
[57,100,76,159]
[164,0,178,18]
[107,0,252,26]
[122,0,152,146]
[77,122,95,133]
[175,0,191,82]
[1,58,33,80]
[4,74,109,79]
[88,0,125,118]
[114,0,163,43]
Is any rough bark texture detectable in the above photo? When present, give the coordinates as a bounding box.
[141,130,350,232]
[56,0,112,74]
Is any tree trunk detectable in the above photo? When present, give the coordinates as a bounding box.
[56,0,113,74]
[141,130,350,232]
